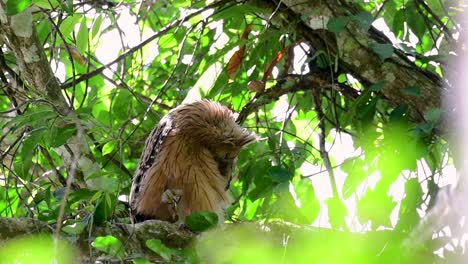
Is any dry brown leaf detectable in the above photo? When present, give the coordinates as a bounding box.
[226,24,252,79]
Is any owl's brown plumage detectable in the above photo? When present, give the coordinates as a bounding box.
[129,100,256,223]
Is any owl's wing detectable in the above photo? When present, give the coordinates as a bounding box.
[129,116,174,221]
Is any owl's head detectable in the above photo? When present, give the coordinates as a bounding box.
[173,100,257,151]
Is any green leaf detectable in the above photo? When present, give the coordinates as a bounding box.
[158,34,178,49]
[337,74,347,83]
[266,166,292,183]
[6,0,32,16]
[327,16,352,34]
[0,235,76,263]
[32,0,59,9]
[369,43,394,60]
[326,197,347,228]
[242,199,260,220]
[392,9,405,38]
[406,5,426,39]
[146,239,174,260]
[93,193,116,225]
[342,157,368,199]
[36,20,50,43]
[172,0,191,8]
[14,128,46,179]
[400,86,421,96]
[248,176,273,201]
[62,221,86,235]
[102,141,117,156]
[112,90,133,120]
[12,106,57,128]
[59,0,73,13]
[396,178,423,232]
[424,108,443,123]
[357,183,396,228]
[68,188,97,204]
[354,11,374,31]
[185,211,218,232]
[358,96,378,123]
[389,105,408,122]
[76,18,89,54]
[91,15,103,39]
[92,236,125,259]
[50,124,76,147]
[294,179,319,224]
[58,15,81,42]
[369,81,385,91]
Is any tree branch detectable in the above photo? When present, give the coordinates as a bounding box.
[258,0,443,124]
[236,72,358,124]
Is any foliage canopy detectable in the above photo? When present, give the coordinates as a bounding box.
[0,0,463,262]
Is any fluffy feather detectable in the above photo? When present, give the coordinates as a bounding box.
[130,100,255,223]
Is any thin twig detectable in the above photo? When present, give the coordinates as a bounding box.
[312,87,339,198]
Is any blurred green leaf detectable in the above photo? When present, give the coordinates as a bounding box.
[369,81,385,91]
[424,108,443,123]
[357,183,396,228]
[94,193,116,225]
[58,15,81,42]
[6,0,31,15]
[91,15,103,39]
[294,179,319,224]
[327,16,352,34]
[342,157,368,199]
[92,235,125,259]
[354,11,374,31]
[392,9,405,37]
[0,235,76,263]
[406,4,426,39]
[369,43,394,60]
[266,166,292,183]
[32,0,59,9]
[77,18,89,54]
[62,221,86,235]
[146,239,174,260]
[326,197,347,228]
[102,141,117,156]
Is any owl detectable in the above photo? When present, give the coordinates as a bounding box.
[129,100,256,223]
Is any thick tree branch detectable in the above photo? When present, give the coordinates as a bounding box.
[236,72,358,124]
[0,217,194,262]
[0,217,441,262]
